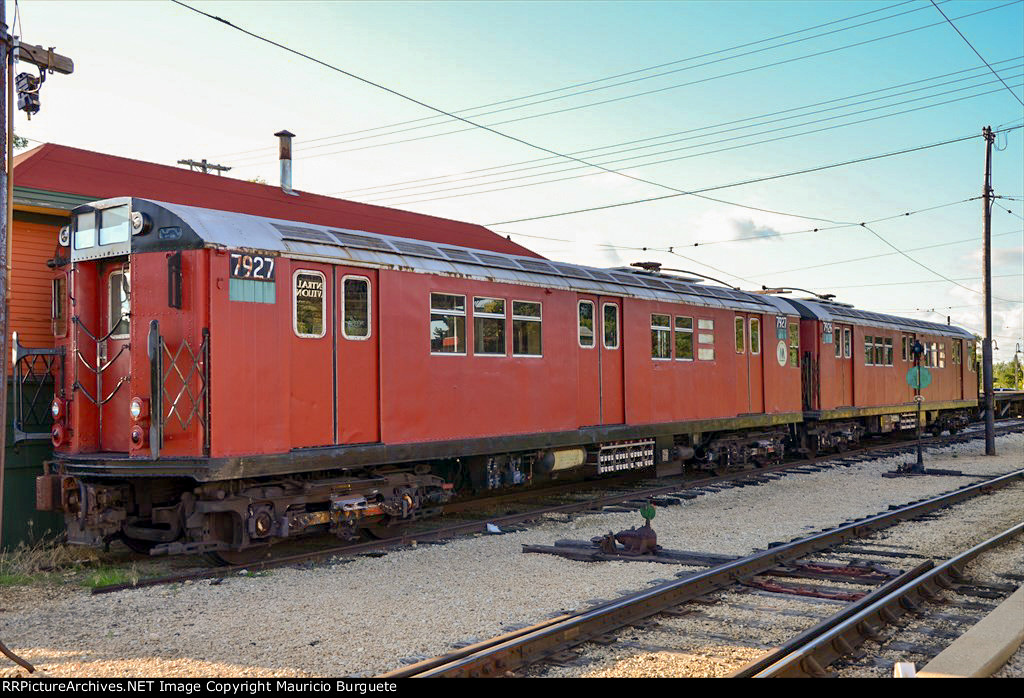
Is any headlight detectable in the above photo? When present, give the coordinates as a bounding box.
[51,398,63,420]
[130,397,148,421]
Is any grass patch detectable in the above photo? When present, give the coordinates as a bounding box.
[0,537,101,587]
[0,572,35,586]
[80,564,140,589]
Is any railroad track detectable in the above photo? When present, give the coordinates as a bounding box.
[89,421,1024,595]
[378,469,1024,678]
[736,521,1024,677]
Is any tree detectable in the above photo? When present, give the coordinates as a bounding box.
[993,355,1023,390]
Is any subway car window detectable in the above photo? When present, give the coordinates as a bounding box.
[52,276,68,338]
[788,321,799,367]
[603,304,619,349]
[734,317,745,354]
[430,293,466,354]
[651,314,671,359]
[675,316,693,361]
[98,206,131,245]
[74,211,96,250]
[293,271,326,338]
[342,276,370,339]
[474,297,506,355]
[578,301,595,348]
[108,270,130,338]
[512,301,542,356]
[750,318,761,355]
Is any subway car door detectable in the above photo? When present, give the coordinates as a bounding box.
[289,261,335,448]
[98,261,132,451]
[955,339,964,399]
[576,295,601,426]
[836,324,853,407]
[336,268,380,443]
[747,315,764,412]
[734,315,751,413]
[600,298,625,424]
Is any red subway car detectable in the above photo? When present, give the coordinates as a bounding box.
[25,198,976,560]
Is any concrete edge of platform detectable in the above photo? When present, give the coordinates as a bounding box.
[916,582,1024,678]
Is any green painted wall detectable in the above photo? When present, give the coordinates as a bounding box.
[2,381,62,550]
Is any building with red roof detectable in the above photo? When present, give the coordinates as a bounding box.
[11,143,540,349]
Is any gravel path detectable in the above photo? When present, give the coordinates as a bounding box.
[2,432,1021,678]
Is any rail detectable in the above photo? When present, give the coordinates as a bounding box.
[380,468,1024,678]
[744,520,1024,678]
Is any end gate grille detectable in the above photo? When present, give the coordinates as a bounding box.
[12,335,64,442]
[148,321,210,458]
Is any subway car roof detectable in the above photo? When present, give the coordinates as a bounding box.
[68,197,975,337]
[786,298,974,340]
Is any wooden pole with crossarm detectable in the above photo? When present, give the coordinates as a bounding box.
[0,3,73,549]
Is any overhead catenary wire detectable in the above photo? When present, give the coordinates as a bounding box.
[225,0,1021,165]
[175,0,1021,314]
[930,0,1024,107]
[487,128,1022,226]
[494,196,981,248]
[214,0,930,159]
[760,228,1021,277]
[172,0,854,227]
[332,58,1024,198]
[370,78,1024,206]
[827,272,1021,290]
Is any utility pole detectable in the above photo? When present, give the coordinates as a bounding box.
[981,126,996,456]
[0,3,73,549]
[177,158,231,175]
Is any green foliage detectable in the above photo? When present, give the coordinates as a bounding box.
[80,565,139,589]
[994,355,1023,390]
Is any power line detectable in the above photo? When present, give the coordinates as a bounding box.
[829,272,1021,290]
[761,228,1020,277]
[691,198,981,247]
[995,201,1024,221]
[215,0,928,159]
[488,129,1021,226]
[859,222,1017,303]
[172,0,851,227]
[332,58,1023,198]
[227,0,1021,165]
[930,0,1024,107]
[493,197,979,248]
[370,77,1023,206]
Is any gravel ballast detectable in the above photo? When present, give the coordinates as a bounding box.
[2,432,1021,678]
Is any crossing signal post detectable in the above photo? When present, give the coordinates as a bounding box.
[908,340,926,473]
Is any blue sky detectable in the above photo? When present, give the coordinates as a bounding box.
[14,0,1024,358]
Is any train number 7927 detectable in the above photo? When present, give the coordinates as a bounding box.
[230,253,276,281]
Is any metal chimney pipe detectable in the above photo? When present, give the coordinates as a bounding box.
[274,129,298,196]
